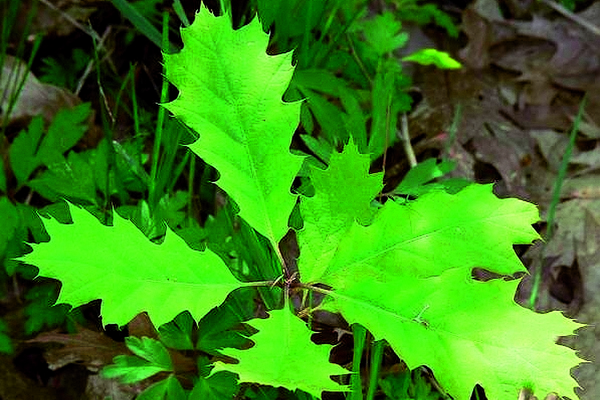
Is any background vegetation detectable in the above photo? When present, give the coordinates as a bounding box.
[1,0,598,399]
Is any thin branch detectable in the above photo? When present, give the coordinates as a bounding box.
[39,0,103,42]
[539,0,600,37]
[398,113,417,167]
[346,33,373,86]
[75,26,111,96]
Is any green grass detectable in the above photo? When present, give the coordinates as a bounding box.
[528,96,588,309]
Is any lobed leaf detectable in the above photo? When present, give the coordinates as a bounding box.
[306,181,583,399]
[298,140,382,283]
[9,103,91,185]
[163,5,303,248]
[323,269,584,400]
[189,371,239,400]
[312,184,542,286]
[136,375,186,400]
[20,203,248,327]
[212,306,350,398]
[102,337,173,384]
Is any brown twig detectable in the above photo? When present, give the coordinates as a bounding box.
[539,0,600,37]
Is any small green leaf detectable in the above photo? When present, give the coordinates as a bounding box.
[37,103,92,166]
[402,48,462,69]
[24,283,69,335]
[158,312,195,350]
[361,12,408,56]
[293,69,349,97]
[127,336,172,367]
[213,306,350,398]
[102,336,173,384]
[190,370,239,400]
[39,49,89,90]
[300,135,334,164]
[28,151,98,204]
[394,158,455,195]
[300,86,348,146]
[9,116,45,185]
[136,375,186,400]
[9,103,91,184]
[196,295,254,355]
[369,59,406,157]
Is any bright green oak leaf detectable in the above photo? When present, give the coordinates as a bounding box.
[19,203,247,327]
[316,184,541,287]
[322,268,584,400]
[212,306,350,399]
[102,336,173,384]
[163,5,303,248]
[305,181,583,399]
[298,140,383,283]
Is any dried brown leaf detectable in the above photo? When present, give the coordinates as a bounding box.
[1,55,80,125]
[27,327,128,371]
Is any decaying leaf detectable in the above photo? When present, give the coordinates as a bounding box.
[1,55,80,125]
[28,327,128,371]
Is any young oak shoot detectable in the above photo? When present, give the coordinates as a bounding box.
[19,4,585,400]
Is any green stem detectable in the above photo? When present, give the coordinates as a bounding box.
[130,65,140,139]
[346,33,372,86]
[187,156,196,224]
[349,324,366,400]
[149,11,170,205]
[528,95,587,309]
[91,30,116,216]
[444,104,462,160]
[366,340,384,400]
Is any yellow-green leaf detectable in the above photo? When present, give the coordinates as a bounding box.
[163,6,303,248]
[20,203,247,327]
[213,306,350,398]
